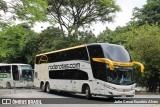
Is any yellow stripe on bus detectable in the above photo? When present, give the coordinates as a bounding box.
[36,45,85,56]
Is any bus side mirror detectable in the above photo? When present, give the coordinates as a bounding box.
[132,61,144,73]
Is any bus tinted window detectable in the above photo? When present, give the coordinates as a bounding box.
[103,44,131,62]
[0,66,11,73]
[74,47,89,60]
[36,47,88,64]
[87,45,104,58]
[87,45,106,81]
[49,69,88,80]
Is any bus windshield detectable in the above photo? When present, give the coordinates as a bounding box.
[107,66,134,85]
[103,44,131,62]
[21,65,33,81]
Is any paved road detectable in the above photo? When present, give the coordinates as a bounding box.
[0,88,160,107]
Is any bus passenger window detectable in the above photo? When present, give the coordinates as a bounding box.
[0,66,11,73]
[5,66,11,73]
[87,45,104,58]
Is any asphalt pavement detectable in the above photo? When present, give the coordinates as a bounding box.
[0,88,159,107]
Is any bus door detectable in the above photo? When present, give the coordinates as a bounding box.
[12,65,20,87]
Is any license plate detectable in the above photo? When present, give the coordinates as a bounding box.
[121,94,126,97]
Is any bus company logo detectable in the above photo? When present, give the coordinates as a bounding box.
[49,63,80,70]
[2,99,11,104]
[38,55,48,64]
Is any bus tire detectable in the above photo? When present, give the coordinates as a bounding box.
[42,84,46,92]
[40,82,45,92]
[6,82,11,89]
[108,97,114,100]
[46,82,51,93]
[85,86,91,99]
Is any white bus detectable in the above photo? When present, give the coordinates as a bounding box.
[34,43,144,98]
[0,63,33,88]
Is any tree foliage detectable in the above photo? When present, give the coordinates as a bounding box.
[38,26,96,54]
[38,27,68,53]
[47,0,120,36]
[12,0,48,23]
[133,0,160,25]
[0,0,8,30]
[97,24,135,44]
[0,0,48,30]
[121,24,160,92]
[0,23,38,65]
[96,27,113,43]
[0,0,7,12]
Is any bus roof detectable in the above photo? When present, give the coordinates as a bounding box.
[0,63,30,66]
[36,43,121,57]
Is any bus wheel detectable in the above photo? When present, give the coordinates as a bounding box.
[108,97,114,100]
[42,84,46,92]
[46,82,51,93]
[85,86,91,99]
[6,82,11,89]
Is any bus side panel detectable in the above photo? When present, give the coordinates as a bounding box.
[34,63,48,88]
[0,65,13,88]
[34,64,40,88]
[48,61,95,93]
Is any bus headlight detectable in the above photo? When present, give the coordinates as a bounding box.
[131,85,135,90]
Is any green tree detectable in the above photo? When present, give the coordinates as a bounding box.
[0,0,7,12]
[47,0,120,37]
[0,0,8,30]
[0,0,48,28]
[97,24,136,45]
[133,0,160,25]
[96,27,113,43]
[38,27,68,53]
[67,30,96,46]
[0,23,38,65]
[125,24,160,92]
[38,26,97,54]
[13,0,48,23]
